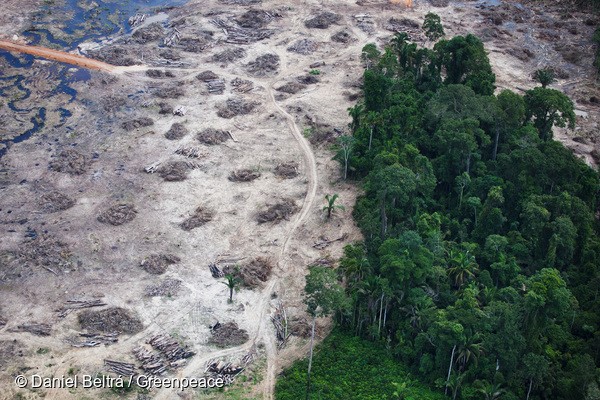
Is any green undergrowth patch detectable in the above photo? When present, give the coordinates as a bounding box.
[275,329,444,400]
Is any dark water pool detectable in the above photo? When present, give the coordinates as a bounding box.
[0,0,186,158]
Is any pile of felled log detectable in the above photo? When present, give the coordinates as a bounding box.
[354,14,374,33]
[133,346,168,375]
[11,323,51,336]
[313,233,348,250]
[209,263,224,278]
[70,332,119,347]
[128,14,147,27]
[149,334,195,363]
[231,77,253,93]
[271,303,289,348]
[163,28,181,47]
[132,334,195,375]
[205,359,243,385]
[175,146,202,159]
[104,359,136,376]
[57,299,107,318]
[211,19,274,44]
[206,79,226,94]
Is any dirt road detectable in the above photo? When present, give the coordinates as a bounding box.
[0,40,118,71]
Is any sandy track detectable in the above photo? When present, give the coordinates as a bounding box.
[0,40,117,71]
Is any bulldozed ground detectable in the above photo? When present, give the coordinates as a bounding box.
[0,0,599,399]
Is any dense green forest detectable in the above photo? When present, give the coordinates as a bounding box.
[278,14,600,400]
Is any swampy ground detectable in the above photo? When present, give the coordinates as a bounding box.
[0,0,598,399]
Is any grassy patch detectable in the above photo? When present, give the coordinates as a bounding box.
[275,329,445,400]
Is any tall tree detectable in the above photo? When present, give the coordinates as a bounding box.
[422,12,445,42]
[524,87,576,141]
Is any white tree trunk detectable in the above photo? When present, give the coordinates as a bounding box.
[306,316,317,400]
[445,344,456,395]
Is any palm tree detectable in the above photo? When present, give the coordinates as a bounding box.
[447,249,478,289]
[323,194,345,220]
[533,68,555,88]
[455,335,484,371]
[222,273,239,303]
[474,380,505,400]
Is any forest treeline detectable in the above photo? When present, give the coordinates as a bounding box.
[326,16,600,400]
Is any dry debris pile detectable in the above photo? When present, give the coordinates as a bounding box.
[158,160,191,181]
[246,53,280,76]
[10,323,51,336]
[122,117,154,131]
[231,77,254,93]
[177,36,211,53]
[211,18,274,44]
[146,69,175,79]
[274,161,299,178]
[175,146,203,158]
[40,191,75,213]
[157,101,174,115]
[97,203,137,226]
[298,75,319,85]
[140,254,181,275]
[223,257,273,288]
[305,12,341,29]
[257,199,298,223]
[212,48,246,64]
[217,98,258,118]
[196,70,220,81]
[132,23,164,43]
[228,168,260,182]
[236,9,274,28]
[287,39,318,55]
[276,82,306,94]
[197,128,231,144]
[181,206,214,231]
[209,322,249,347]
[165,122,189,140]
[88,46,137,66]
[78,307,143,334]
[331,30,353,43]
[18,236,73,274]
[386,17,420,34]
[49,150,87,175]
[154,86,185,99]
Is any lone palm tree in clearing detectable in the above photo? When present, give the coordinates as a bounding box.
[323,194,345,220]
[222,273,239,303]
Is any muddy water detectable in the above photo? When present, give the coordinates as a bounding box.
[0,0,187,157]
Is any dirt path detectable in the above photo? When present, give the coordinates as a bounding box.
[0,40,117,71]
